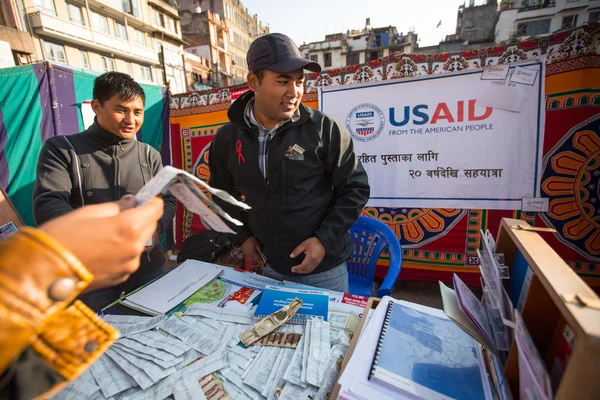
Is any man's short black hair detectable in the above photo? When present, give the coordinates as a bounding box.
[93,72,146,105]
[253,69,265,84]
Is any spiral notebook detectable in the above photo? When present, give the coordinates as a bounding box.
[368,299,486,400]
[254,284,329,324]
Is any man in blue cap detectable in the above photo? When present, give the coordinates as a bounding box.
[208,33,370,292]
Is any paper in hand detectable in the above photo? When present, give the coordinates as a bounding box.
[135,166,250,233]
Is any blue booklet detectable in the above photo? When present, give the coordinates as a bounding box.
[370,299,486,400]
[254,284,329,324]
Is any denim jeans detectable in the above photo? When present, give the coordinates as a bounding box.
[262,262,349,293]
[78,265,167,312]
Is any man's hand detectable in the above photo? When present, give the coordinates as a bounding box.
[39,195,164,292]
[241,236,265,268]
[144,230,159,252]
[290,237,325,274]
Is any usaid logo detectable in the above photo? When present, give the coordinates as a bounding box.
[346,103,385,142]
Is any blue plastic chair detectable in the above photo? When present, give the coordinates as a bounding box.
[347,216,402,298]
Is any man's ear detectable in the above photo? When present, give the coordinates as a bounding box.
[91,99,101,115]
[247,72,259,92]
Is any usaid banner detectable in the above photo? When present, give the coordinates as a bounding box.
[320,62,545,210]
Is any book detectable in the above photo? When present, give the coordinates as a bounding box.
[121,260,223,315]
[254,284,329,324]
[369,299,486,400]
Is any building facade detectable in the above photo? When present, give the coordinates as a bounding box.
[299,19,418,70]
[2,0,187,93]
[0,0,37,67]
[496,0,600,43]
[179,0,269,85]
[180,8,232,87]
[184,50,212,91]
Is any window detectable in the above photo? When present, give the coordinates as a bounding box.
[91,12,108,33]
[165,16,176,33]
[133,29,146,46]
[310,54,318,62]
[369,50,382,61]
[152,9,162,26]
[121,0,141,19]
[79,50,89,69]
[516,19,551,36]
[34,0,55,14]
[140,66,152,81]
[101,56,115,72]
[346,53,359,66]
[561,15,578,29]
[564,97,574,107]
[121,61,132,76]
[67,3,84,25]
[43,41,66,63]
[590,12,600,23]
[579,96,589,106]
[324,52,331,67]
[115,22,127,40]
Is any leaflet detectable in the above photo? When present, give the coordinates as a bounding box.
[279,382,318,400]
[172,373,208,400]
[219,367,263,400]
[314,344,348,400]
[116,337,180,362]
[112,345,176,383]
[300,319,312,384]
[112,343,183,369]
[306,317,331,386]
[282,336,307,387]
[261,347,287,397]
[103,314,165,337]
[266,348,295,400]
[127,330,190,356]
[162,316,229,355]
[89,355,137,398]
[243,346,281,393]
[184,303,255,324]
[105,348,154,389]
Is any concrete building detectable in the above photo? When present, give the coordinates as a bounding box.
[11,0,187,93]
[496,0,600,43]
[299,19,418,70]
[184,50,212,91]
[414,1,498,54]
[179,0,269,85]
[180,8,232,87]
[456,0,499,42]
[0,0,37,67]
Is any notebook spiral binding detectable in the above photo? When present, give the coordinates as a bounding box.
[368,299,394,380]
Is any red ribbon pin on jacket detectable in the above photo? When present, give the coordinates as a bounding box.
[236,140,245,164]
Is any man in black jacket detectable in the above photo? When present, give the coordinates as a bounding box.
[208,33,370,292]
[33,72,176,311]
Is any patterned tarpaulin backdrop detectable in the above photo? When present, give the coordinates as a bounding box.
[0,62,170,226]
[170,25,600,285]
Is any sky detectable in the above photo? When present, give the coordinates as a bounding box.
[238,0,490,48]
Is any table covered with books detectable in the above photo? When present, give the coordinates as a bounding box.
[52,259,369,400]
[53,218,570,400]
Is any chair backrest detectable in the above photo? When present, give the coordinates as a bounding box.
[347,216,402,297]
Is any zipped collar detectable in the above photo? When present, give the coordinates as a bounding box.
[227,90,313,131]
[86,118,136,150]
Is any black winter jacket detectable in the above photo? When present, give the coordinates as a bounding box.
[32,121,176,286]
[208,91,370,275]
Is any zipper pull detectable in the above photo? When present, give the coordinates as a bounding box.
[119,143,124,153]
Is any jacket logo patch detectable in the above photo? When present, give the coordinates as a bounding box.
[285,145,304,161]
